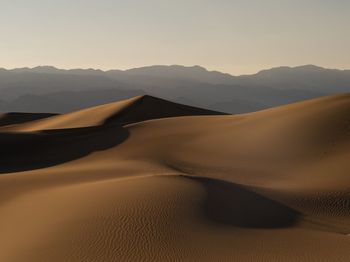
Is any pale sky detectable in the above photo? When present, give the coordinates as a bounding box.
[1,0,349,75]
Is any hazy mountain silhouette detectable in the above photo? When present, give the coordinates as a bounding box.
[122,65,236,84]
[0,89,144,113]
[0,65,349,113]
[235,65,350,93]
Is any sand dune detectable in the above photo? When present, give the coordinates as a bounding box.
[1,94,350,261]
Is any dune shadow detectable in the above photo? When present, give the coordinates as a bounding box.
[0,125,129,174]
[185,176,300,229]
[0,113,57,127]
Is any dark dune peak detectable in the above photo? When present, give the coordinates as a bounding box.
[104,95,226,126]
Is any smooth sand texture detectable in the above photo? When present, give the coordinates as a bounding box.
[1,94,350,261]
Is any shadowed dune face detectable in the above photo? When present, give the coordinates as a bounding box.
[104,95,225,125]
[0,125,129,173]
[0,112,56,127]
[1,94,350,261]
[187,176,300,228]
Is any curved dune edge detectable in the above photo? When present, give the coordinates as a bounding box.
[0,94,350,261]
[2,95,223,132]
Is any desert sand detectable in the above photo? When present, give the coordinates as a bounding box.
[0,94,350,261]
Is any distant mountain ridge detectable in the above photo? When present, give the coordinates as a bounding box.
[0,65,349,113]
[4,64,349,79]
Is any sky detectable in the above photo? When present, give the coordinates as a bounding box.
[0,0,349,75]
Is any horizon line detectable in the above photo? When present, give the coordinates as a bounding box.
[1,64,349,77]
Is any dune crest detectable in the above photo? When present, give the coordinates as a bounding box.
[3,95,222,132]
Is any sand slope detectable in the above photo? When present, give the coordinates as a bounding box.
[0,94,350,261]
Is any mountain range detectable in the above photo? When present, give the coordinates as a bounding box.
[0,65,349,113]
